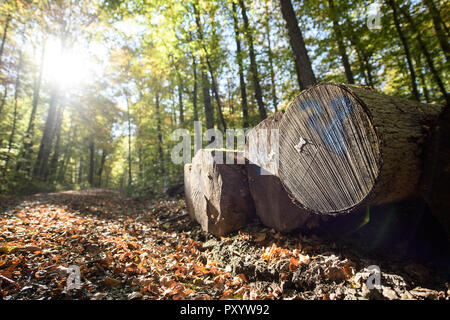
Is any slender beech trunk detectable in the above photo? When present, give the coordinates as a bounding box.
[399,5,449,105]
[193,4,226,131]
[387,0,420,101]
[0,84,7,116]
[88,140,95,186]
[424,0,449,61]
[155,92,164,174]
[278,0,316,90]
[125,91,132,186]
[177,75,184,126]
[238,0,267,121]
[78,156,83,184]
[0,14,11,68]
[58,125,76,182]
[34,86,59,179]
[202,69,214,131]
[415,53,431,103]
[48,107,64,182]
[328,0,354,84]
[231,1,250,127]
[18,39,46,173]
[192,55,199,122]
[266,29,278,112]
[97,149,106,187]
[3,50,23,174]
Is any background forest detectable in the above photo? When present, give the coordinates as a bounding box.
[0,0,448,196]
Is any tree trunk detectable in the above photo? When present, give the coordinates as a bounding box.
[387,0,420,101]
[48,107,64,182]
[0,14,11,68]
[0,83,7,116]
[57,125,76,183]
[3,50,22,173]
[126,91,132,186]
[17,39,46,173]
[88,140,95,186]
[97,149,106,187]
[231,1,250,128]
[193,4,227,131]
[192,55,199,122]
[277,83,441,215]
[155,92,164,174]
[278,0,316,90]
[201,69,214,131]
[177,74,184,126]
[266,27,278,112]
[328,0,354,84]
[34,86,59,179]
[399,5,448,105]
[239,0,267,121]
[187,149,255,236]
[245,111,319,232]
[414,53,431,103]
[424,0,449,62]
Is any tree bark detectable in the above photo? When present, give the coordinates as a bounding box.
[239,0,267,121]
[277,83,441,215]
[328,0,354,84]
[231,1,250,127]
[278,0,316,90]
[387,0,420,101]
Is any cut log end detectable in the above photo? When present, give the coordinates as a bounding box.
[279,83,382,214]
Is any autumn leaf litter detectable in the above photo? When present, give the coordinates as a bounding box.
[0,189,448,300]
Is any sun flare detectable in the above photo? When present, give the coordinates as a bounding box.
[43,38,92,89]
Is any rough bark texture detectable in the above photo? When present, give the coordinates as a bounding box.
[420,105,450,240]
[188,149,255,236]
[278,83,441,215]
[279,0,316,90]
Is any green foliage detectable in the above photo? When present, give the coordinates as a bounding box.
[0,0,448,196]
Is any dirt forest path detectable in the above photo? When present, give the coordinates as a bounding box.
[0,189,448,300]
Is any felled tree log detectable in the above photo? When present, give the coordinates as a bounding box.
[278,83,441,215]
[420,105,450,239]
[187,149,255,236]
[246,111,319,232]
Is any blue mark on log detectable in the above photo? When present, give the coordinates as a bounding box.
[299,96,353,155]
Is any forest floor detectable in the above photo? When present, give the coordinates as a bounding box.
[0,188,448,300]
